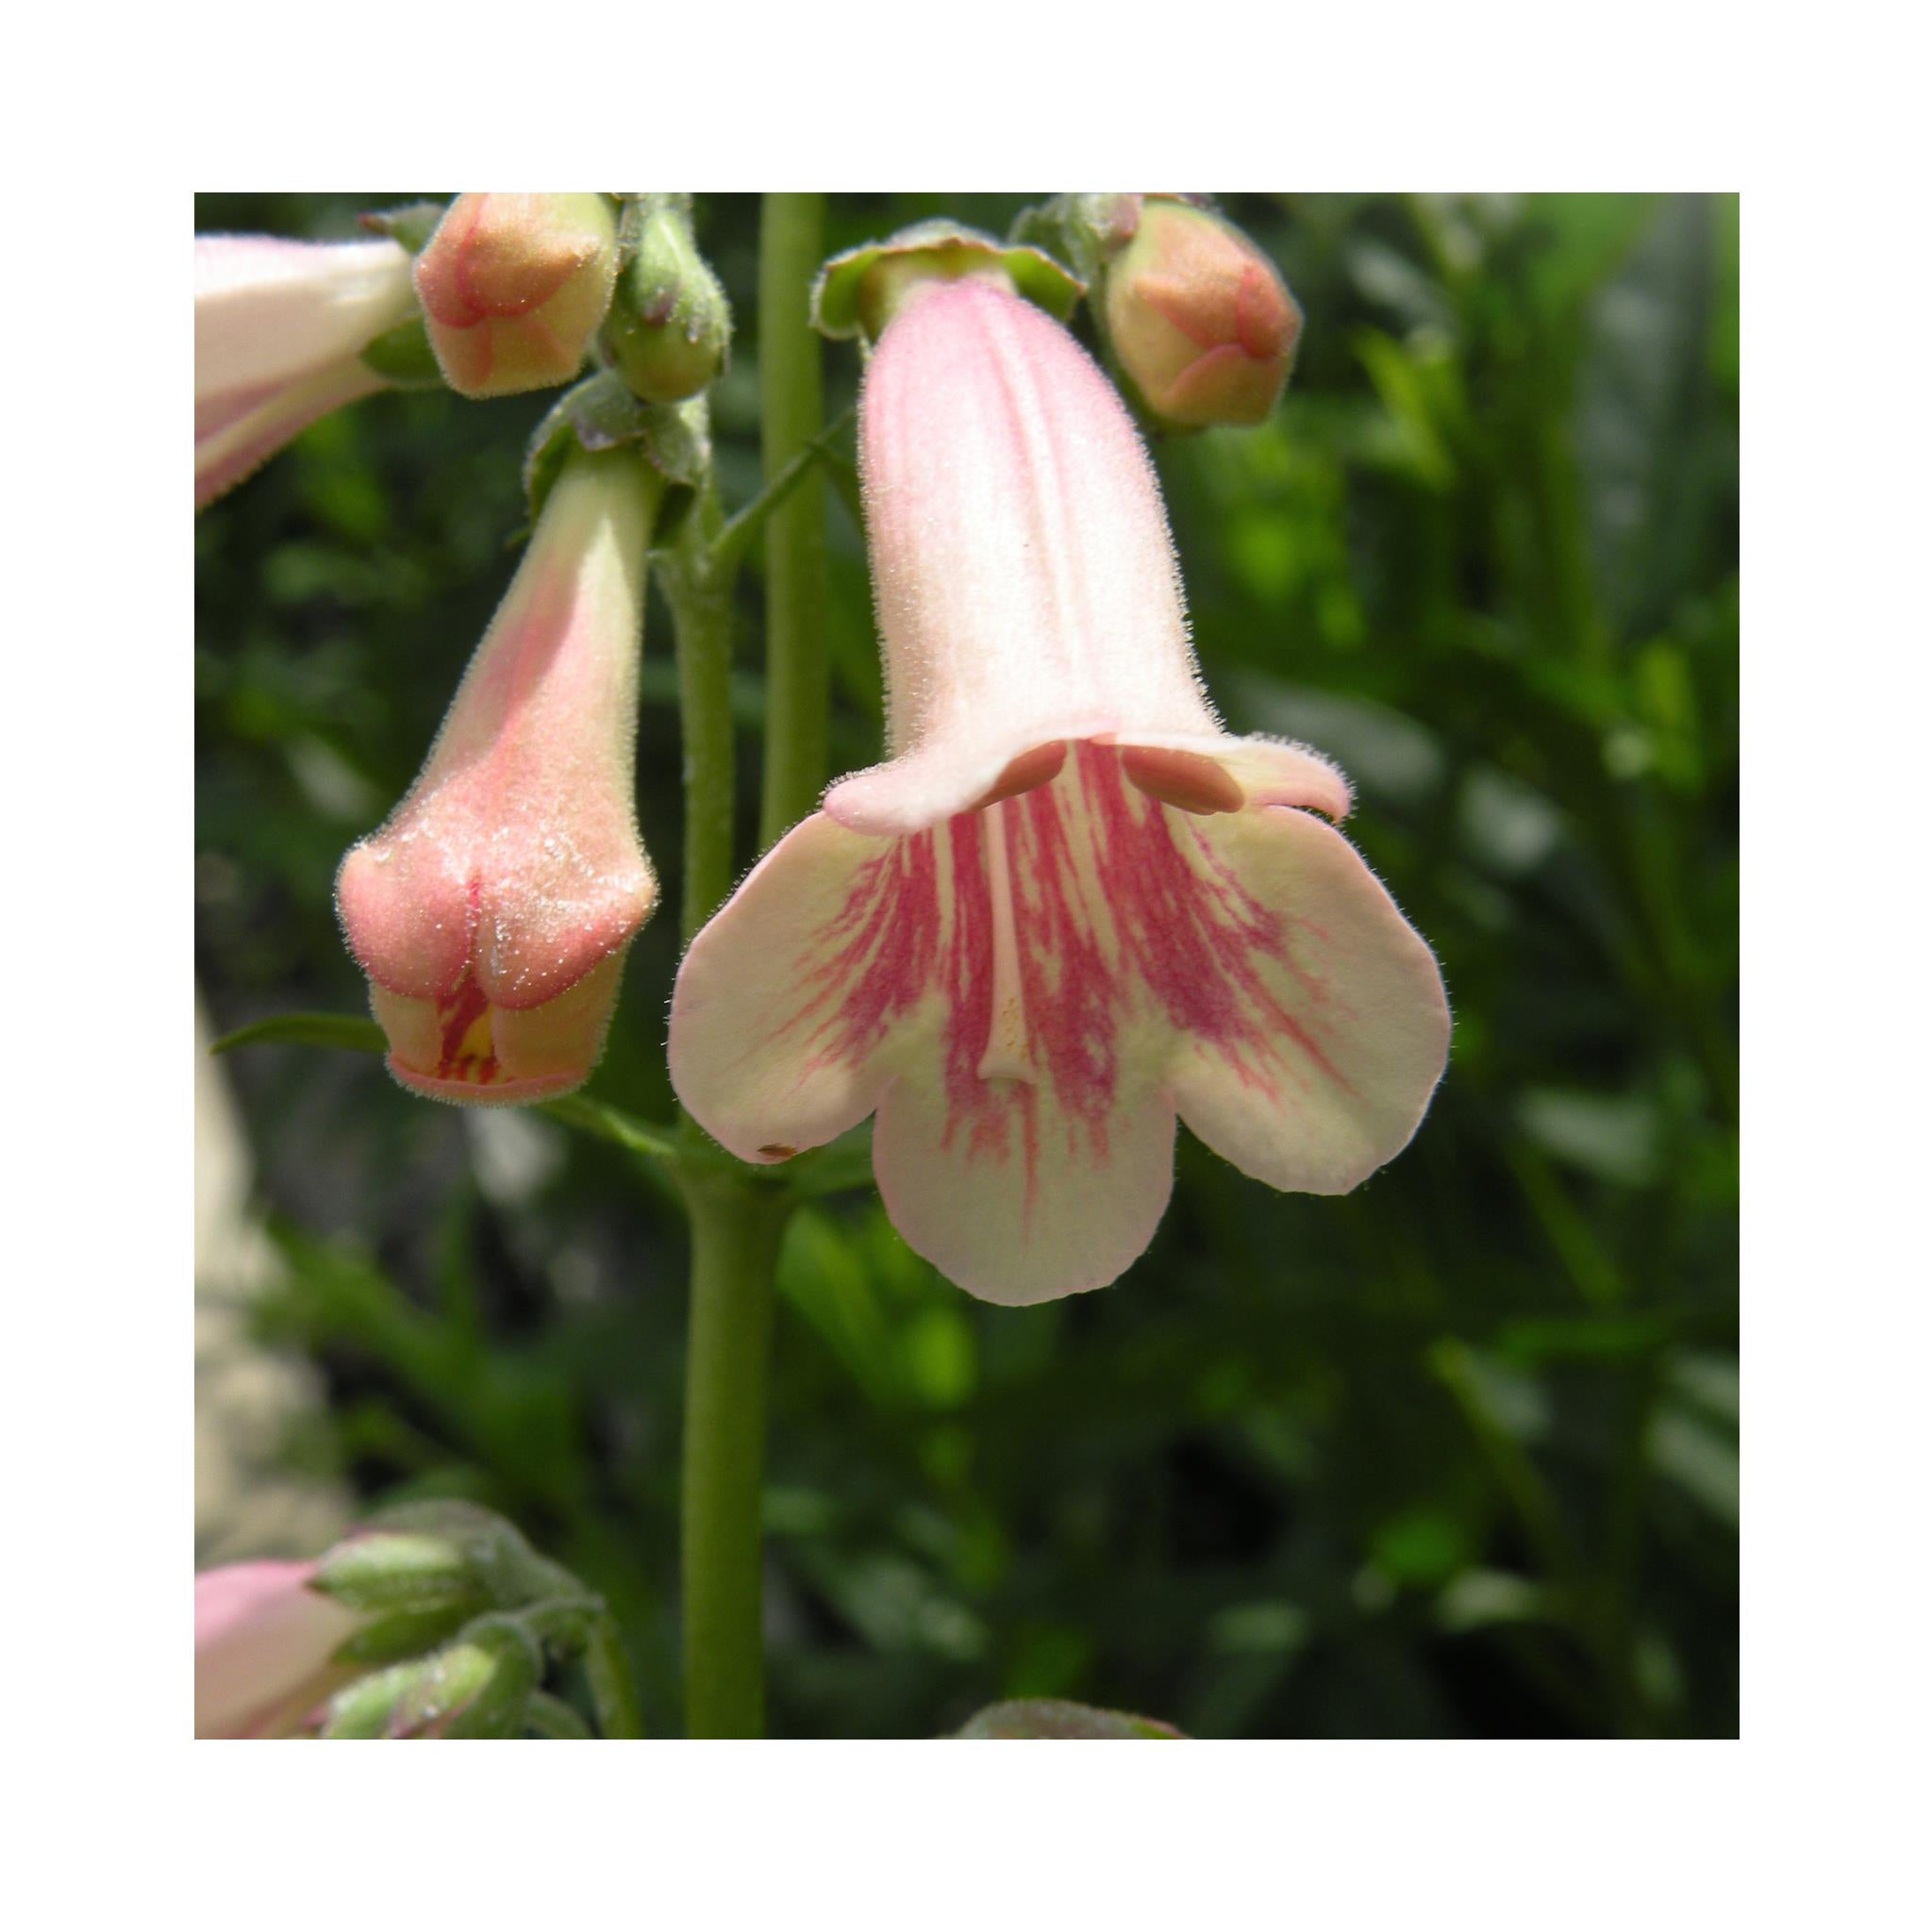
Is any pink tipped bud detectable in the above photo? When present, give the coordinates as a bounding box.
[336,449,661,1104]
[414,194,618,398]
[1102,199,1301,429]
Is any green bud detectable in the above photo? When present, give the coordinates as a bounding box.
[311,1529,485,1615]
[332,1602,475,1667]
[604,196,732,404]
[322,1618,541,1739]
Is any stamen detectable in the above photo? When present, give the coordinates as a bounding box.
[1120,744,1244,816]
[970,741,1068,811]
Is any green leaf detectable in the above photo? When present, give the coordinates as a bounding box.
[537,1091,680,1166]
[208,1011,384,1056]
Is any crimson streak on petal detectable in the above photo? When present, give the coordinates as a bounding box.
[774,745,1352,1217]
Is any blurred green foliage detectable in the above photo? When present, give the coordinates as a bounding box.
[195,193,1738,1738]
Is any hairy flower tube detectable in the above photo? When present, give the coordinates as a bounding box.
[194,233,418,509]
[1102,197,1302,429]
[195,1560,363,1739]
[414,193,617,398]
[670,279,1449,1304]
[337,449,660,1104]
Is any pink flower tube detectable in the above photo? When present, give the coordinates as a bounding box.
[337,450,659,1103]
[194,1560,362,1739]
[669,280,1450,1305]
[194,234,417,510]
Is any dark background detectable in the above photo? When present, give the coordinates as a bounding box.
[194,192,1739,1738]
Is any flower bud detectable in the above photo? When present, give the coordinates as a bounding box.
[311,1528,485,1614]
[195,1560,365,1738]
[603,198,731,402]
[322,1619,540,1739]
[414,193,618,398]
[1101,197,1301,429]
[336,448,661,1104]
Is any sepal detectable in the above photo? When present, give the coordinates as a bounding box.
[358,313,443,387]
[358,200,447,256]
[523,370,708,523]
[811,219,1082,343]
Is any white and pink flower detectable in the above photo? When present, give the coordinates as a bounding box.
[194,234,418,510]
[669,279,1450,1304]
[336,450,660,1104]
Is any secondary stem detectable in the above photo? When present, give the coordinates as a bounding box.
[663,488,739,944]
[758,192,829,851]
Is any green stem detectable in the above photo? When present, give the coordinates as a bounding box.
[758,192,829,852]
[677,1170,791,1737]
[711,405,854,577]
[662,486,739,942]
[659,401,800,1737]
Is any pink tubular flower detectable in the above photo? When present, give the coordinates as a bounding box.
[669,280,1449,1304]
[336,449,659,1104]
[414,194,617,399]
[194,1560,363,1739]
[194,234,418,509]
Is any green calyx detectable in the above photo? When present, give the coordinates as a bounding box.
[358,313,442,388]
[810,220,1083,343]
[523,370,711,525]
[358,199,447,257]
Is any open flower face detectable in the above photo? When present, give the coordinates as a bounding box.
[336,450,659,1104]
[194,234,418,509]
[670,280,1450,1304]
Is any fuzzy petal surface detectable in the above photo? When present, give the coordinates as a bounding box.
[336,453,658,1013]
[194,235,416,399]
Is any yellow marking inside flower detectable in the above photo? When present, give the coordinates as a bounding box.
[453,1008,493,1064]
